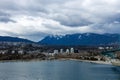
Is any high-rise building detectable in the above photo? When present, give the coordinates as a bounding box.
[70,48,74,53]
[54,50,58,54]
[66,49,70,54]
[60,49,63,54]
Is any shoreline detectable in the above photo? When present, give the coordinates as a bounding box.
[58,58,112,65]
[0,59,46,63]
[0,58,112,65]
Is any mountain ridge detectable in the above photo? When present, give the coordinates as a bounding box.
[0,36,34,43]
[39,33,119,46]
[0,33,119,46]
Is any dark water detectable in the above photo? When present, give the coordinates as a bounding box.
[0,60,120,80]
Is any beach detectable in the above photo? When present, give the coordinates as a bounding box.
[59,58,112,65]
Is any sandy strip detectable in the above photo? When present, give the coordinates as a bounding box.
[59,58,112,65]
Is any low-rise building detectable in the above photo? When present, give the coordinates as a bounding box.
[18,50,24,54]
[98,47,104,50]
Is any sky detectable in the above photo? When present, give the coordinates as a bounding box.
[0,0,120,41]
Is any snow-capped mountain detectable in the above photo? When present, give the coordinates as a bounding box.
[39,33,119,46]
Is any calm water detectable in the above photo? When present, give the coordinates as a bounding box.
[0,60,120,80]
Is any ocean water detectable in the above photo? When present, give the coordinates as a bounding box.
[0,60,120,80]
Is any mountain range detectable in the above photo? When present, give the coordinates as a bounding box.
[39,33,119,46]
[0,33,119,46]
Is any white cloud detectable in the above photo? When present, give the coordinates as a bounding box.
[0,0,120,41]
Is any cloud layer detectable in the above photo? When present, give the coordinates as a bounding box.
[0,0,120,41]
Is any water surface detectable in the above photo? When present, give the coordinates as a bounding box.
[0,60,120,80]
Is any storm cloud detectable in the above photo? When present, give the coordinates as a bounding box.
[0,0,120,41]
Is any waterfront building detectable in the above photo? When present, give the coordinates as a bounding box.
[66,49,70,54]
[98,47,104,50]
[11,50,15,54]
[54,50,59,54]
[60,49,63,54]
[0,50,7,54]
[70,48,74,53]
[18,50,24,54]
[48,53,55,56]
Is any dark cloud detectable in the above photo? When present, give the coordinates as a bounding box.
[0,0,120,41]
[0,18,15,23]
[54,15,93,27]
[0,11,15,23]
[0,11,10,16]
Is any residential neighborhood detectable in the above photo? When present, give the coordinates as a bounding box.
[0,42,119,61]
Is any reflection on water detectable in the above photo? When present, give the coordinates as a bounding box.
[0,60,120,80]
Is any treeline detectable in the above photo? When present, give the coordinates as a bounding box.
[0,53,46,60]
